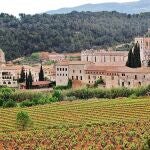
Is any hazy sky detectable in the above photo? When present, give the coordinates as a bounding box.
[0,0,139,16]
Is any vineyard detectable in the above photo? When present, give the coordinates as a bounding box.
[0,98,150,149]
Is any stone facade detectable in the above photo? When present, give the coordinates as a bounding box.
[0,70,18,88]
[81,49,128,65]
[56,61,92,86]
[56,61,150,89]
[0,64,55,88]
[85,65,150,88]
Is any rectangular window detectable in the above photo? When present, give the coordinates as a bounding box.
[80,76,82,80]
[76,76,78,80]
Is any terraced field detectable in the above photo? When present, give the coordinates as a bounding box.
[0,98,150,149]
[0,98,149,132]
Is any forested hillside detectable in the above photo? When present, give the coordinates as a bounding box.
[1,11,150,60]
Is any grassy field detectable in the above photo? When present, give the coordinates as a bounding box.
[0,98,149,149]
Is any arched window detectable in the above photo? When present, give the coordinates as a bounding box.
[3,81,6,84]
[8,81,11,84]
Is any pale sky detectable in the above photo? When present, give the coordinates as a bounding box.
[0,0,139,16]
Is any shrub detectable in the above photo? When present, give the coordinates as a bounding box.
[48,97,59,103]
[52,90,63,101]
[108,88,131,99]
[16,111,32,131]
[3,100,17,108]
[11,91,44,102]
[67,88,94,99]
[93,88,106,98]
[0,87,14,101]
[133,86,149,97]
[20,100,34,107]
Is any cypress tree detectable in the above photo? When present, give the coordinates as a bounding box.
[19,67,25,83]
[39,65,44,81]
[133,42,141,68]
[126,42,141,68]
[25,72,29,89]
[126,48,134,68]
[28,70,33,89]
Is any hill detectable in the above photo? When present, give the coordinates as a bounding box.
[1,11,150,60]
[0,98,149,149]
[47,0,150,15]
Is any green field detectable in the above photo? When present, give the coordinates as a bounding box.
[0,98,149,132]
[0,98,150,149]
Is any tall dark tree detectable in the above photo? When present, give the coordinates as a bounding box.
[133,42,141,68]
[28,70,33,89]
[126,42,141,68]
[19,67,25,83]
[25,72,29,89]
[126,48,134,68]
[39,65,44,81]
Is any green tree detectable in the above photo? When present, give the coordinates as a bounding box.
[16,111,32,131]
[28,70,33,89]
[133,42,141,68]
[25,72,29,89]
[39,65,44,81]
[126,48,134,68]
[0,87,13,101]
[19,67,25,83]
[52,90,63,101]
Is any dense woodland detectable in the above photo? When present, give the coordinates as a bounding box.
[1,11,150,60]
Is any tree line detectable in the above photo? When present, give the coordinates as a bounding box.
[1,11,150,60]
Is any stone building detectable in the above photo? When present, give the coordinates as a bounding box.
[56,61,93,86]
[85,65,150,88]
[81,49,128,65]
[56,61,150,88]
[135,29,150,66]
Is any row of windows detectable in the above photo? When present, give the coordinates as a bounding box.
[121,81,141,87]
[2,76,12,79]
[57,68,67,71]
[72,76,82,80]
[73,70,82,73]
[57,74,68,76]
[2,81,16,85]
[88,76,103,80]
[87,71,118,76]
